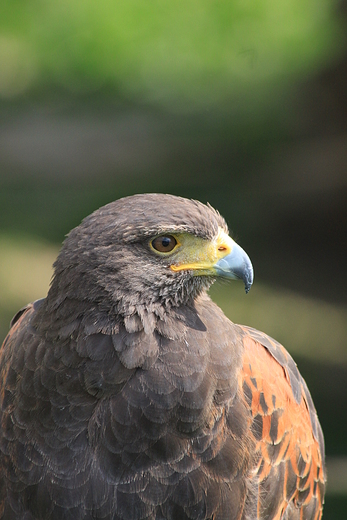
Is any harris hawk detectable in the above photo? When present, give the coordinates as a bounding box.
[0,194,325,520]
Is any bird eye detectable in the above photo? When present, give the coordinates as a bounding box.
[151,235,177,253]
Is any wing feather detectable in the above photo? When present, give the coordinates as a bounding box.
[239,325,326,520]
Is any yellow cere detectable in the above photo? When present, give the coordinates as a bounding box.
[169,227,235,275]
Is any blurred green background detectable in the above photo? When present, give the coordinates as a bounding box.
[0,0,346,516]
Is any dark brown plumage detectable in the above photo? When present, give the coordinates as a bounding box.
[0,194,325,519]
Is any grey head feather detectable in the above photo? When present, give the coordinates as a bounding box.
[41,194,226,334]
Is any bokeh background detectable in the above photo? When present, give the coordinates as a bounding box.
[0,0,346,516]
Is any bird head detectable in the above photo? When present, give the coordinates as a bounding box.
[48,194,253,318]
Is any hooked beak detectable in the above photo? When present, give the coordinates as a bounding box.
[169,228,254,294]
[214,241,254,293]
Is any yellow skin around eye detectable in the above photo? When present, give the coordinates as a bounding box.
[150,227,235,276]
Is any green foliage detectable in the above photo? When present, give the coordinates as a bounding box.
[0,0,344,109]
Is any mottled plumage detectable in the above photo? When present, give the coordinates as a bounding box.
[0,194,325,519]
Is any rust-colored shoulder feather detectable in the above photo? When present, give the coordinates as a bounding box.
[239,325,326,520]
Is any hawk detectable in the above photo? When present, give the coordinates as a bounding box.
[0,194,325,519]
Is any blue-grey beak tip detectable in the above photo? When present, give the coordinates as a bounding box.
[244,267,253,294]
[229,261,253,294]
[214,242,254,293]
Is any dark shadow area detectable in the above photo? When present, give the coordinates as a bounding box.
[295,357,347,457]
[322,495,347,520]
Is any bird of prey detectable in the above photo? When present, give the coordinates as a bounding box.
[0,194,325,520]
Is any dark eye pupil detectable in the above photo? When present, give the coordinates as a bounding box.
[152,235,177,253]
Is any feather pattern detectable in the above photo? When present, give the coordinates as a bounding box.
[0,195,325,519]
[0,299,325,519]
